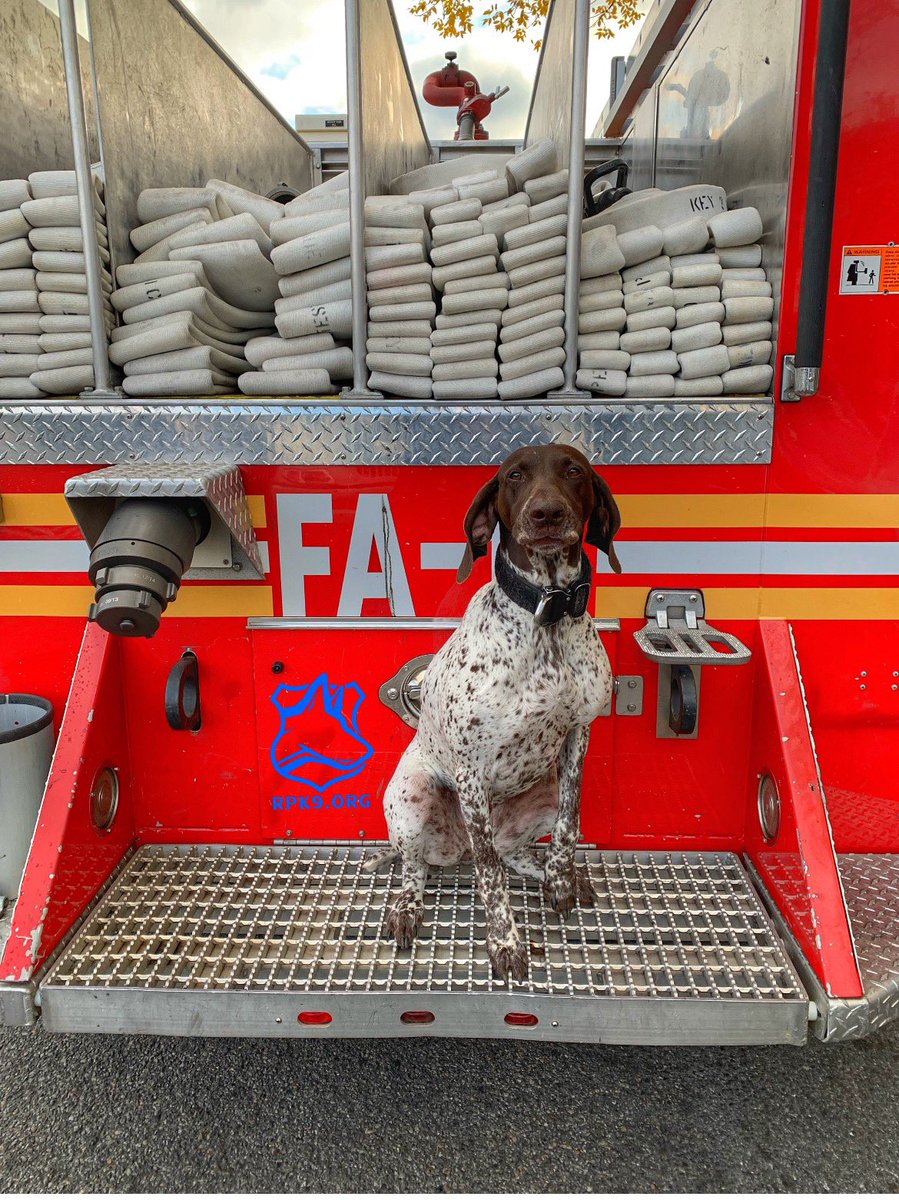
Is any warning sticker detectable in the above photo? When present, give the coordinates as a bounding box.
[840,244,899,294]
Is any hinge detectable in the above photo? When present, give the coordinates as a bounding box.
[781,354,820,402]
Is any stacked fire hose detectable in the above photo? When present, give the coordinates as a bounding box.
[110,180,281,396]
[364,195,435,399]
[239,177,353,396]
[240,180,353,395]
[0,171,113,398]
[361,139,568,400]
[4,157,775,402]
[576,205,773,397]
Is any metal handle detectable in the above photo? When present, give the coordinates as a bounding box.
[668,665,698,734]
[165,651,201,731]
[583,158,631,216]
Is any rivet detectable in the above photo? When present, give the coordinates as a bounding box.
[861,670,868,677]
[232,561,242,572]
[860,684,867,690]
[892,685,897,692]
[359,830,366,837]
[387,686,399,699]
[627,703,637,712]
[275,1016,283,1024]
[689,593,698,602]
[627,679,637,689]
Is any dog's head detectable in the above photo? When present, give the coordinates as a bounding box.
[457,443,622,582]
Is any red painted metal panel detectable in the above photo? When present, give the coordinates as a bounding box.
[792,620,899,853]
[745,621,863,998]
[0,618,85,729]
[121,620,260,839]
[772,0,899,496]
[610,619,757,847]
[0,623,135,982]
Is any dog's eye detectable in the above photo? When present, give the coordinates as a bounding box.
[507,470,523,481]
[566,466,582,478]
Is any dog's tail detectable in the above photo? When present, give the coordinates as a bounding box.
[360,847,401,873]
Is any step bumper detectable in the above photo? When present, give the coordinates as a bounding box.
[36,844,809,1044]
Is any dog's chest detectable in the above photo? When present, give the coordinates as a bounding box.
[421,592,612,786]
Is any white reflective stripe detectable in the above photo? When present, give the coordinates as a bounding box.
[598,541,899,575]
[2,537,895,578]
[421,541,464,570]
[0,540,89,571]
[0,539,271,573]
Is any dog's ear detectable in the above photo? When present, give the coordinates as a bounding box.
[457,473,500,583]
[585,469,622,574]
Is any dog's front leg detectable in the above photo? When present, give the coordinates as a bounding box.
[456,770,528,983]
[544,725,595,917]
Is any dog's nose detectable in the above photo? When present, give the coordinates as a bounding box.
[530,499,565,527]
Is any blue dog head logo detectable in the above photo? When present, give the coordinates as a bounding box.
[270,673,373,791]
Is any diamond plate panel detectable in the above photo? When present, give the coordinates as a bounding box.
[0,401,773,466]
[826,853,899,1041]
[64,463,262,576]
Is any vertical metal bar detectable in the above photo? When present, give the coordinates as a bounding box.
[57,0,116,398]
[552,0,591,397]
[83,0,119,295]
[343,0,379,398]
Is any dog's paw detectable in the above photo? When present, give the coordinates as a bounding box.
[386,899,424,949]
[543,867,595,918]
[488,938,529,983]
[574,865,597,907]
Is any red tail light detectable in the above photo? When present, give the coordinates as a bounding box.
[400,1010,436,1024]
[504,1012,538,1027]
[298,1010,332,1025]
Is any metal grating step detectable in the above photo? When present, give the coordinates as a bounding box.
[39,845,808,1044]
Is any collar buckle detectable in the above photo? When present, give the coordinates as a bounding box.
[533,579,592,627]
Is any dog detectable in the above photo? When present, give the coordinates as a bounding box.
[376,443,622,981]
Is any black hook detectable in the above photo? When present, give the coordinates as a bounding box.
[165,650,201,731]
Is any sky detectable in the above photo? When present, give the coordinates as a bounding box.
[175,0,648,141]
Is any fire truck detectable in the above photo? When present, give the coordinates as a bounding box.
[0,0,896,1046]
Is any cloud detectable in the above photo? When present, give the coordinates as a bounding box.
[177,0,647,140]
[260,53,302,80]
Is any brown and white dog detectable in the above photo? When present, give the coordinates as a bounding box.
[376,443,622,981]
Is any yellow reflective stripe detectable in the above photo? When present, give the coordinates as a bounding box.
[2,493,268,527]
[0,585,273,617]
[765,494,899,527]
[596,586,899,620]
[617,494,766,527]
[1,494,73,524]
[4,491,899,531]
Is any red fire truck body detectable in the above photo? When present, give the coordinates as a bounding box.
[0,0,896,1044]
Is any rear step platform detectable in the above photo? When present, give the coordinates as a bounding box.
[39,845,808,1044]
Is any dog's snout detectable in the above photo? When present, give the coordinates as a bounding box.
[529,498,566,527]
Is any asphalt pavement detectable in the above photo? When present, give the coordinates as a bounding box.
[2,1019,898,1192]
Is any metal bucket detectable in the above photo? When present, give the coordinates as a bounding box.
[0,694,54,898]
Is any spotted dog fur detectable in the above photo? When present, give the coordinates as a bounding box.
[380,444,622,981]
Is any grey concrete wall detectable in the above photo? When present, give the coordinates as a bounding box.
[360,0,432,194]
[89,0,316,266]
[0,0,98,181]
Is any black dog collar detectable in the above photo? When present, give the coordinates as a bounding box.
[494,549,593,627]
